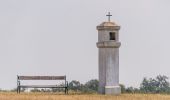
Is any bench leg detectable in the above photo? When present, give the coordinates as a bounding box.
[65,88,66,94]
[67,88,68,94]
[65,87,68,94]
[17,86,20,94]
[17,86,18,93]
[19,86,20,94]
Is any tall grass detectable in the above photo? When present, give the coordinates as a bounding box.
[0,92,170,100]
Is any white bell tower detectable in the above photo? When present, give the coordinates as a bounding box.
[96,12,121,95]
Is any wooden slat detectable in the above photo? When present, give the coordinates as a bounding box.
[20,85,66,88]
[18,76,66,80]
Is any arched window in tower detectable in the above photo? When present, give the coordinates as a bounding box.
[109,32,116,40]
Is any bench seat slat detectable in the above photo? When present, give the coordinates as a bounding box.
[20,85,66,88]
[18,76,66,80]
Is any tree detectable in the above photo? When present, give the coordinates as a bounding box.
[140,75,170,93]
[84,79,98,92]
[30,88,41,92]
[68,80,81,91]
[126,87,134,93]
[140,77,157,93]
[119,84,126,93]
[68,79,99,93]
[156,75,170,93]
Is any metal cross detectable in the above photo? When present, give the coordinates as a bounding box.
[106,12,112,22]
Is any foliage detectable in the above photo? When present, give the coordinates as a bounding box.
[84,79,98,92]
[67,79,98,93]
[51,83,65,92]
[30,88,41,92]
[125,87,140,93]
[120,75,170,94]
[68,80,81,91]
[119,84,126,93]
[68,79,98,93]
[140,75,170,93]
[10,88,25,92]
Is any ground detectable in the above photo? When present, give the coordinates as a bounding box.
[0,92,170,100]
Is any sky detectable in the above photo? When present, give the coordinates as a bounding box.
[0,0,170,89]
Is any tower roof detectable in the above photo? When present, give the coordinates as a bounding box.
[97,21,120,30]
[99,22,118,27]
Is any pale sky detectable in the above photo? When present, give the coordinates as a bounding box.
[0,0,170,89]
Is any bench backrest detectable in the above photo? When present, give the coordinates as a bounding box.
[17,76,66,80]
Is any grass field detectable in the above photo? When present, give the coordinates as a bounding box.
[1,92,170,100]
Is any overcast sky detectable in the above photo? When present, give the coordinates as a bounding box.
[0,0,170,89]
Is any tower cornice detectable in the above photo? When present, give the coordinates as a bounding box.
[96,41,121,48]
[97,22,120,30]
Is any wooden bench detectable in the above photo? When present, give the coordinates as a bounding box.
[17,75,68,94]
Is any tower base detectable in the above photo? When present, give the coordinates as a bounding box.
[105,86,121,95]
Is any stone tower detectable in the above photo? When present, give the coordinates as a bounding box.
[96,12,121,95]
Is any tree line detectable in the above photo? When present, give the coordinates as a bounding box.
[67,75,170,94]
[122,75,170,94]
[1,75,170,94]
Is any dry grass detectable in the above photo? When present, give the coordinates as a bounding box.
[0,92,170,100]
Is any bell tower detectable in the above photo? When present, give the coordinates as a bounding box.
[96,12,121,95]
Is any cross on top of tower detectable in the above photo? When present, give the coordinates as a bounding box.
[106,12,112,22]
